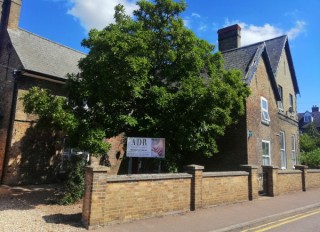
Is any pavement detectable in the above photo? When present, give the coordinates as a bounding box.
[96,188,320,232]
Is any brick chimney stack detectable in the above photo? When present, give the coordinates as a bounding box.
[0,0,22,31]
[312,105,319,113]
[218,24,241,52]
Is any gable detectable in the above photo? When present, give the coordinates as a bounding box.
[222,43,280,101]
[222,35,299,104]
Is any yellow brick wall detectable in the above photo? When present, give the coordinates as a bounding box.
[105,179,190,223]
[83,169,254,228]
[202,172,248,206]
[307,171,320,189]
[278,171,302,194]
[83,166,320,228]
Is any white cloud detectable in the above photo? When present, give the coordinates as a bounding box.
[224,19,306,46]
[240,23,283,45]
[183,19,191,28]
[67,0,138,31]
[198,22,207,32]
[191,13,201,18]
[287,20,306,39]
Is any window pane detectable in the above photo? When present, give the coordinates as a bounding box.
[292,152,297,166]
[262,99,267,110]
[291,135,295,151]
[263,157,270,166]
[262,111,270,121]
[280,132,285,149]
[262,141,271,166]
[289,94,293,107]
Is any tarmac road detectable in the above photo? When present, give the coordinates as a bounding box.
[239,207,320,232]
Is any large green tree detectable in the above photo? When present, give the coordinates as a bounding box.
[24,0,250,170]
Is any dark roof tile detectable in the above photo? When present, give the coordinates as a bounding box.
[221,35,299,94]
[8,28,85,79]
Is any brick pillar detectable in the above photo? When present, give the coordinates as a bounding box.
[295,165,308,192]
[241,165,259,200]
[262,166,279,197]
[184,164,204,211]
[82,166,109,229]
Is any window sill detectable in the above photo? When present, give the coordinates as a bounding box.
[261,120,270,126]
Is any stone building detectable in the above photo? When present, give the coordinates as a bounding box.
[190,25,300,175]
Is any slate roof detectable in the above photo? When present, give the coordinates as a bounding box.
[298,111,320,130]
[221,35,299,94]
[8,28,86,79]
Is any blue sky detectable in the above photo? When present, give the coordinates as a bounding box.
[19,0,320,113]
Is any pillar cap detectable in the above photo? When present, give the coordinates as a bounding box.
[184,164,204,171]
[294,165,308,169]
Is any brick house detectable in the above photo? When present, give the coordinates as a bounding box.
[0,2,301,184]
[198,24,300,172]
[298,105,320,132]
[0,0,87,184]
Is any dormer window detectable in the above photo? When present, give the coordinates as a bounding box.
[261,97,270,124]
[304,114,312,123]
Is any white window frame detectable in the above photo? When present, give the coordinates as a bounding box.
[261,97,270,124]
[291,135,297,168]
[262,140,271,166]
[280,131,286,169]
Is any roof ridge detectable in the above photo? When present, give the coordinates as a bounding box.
[222,35,287,54]
[9,27,87,55]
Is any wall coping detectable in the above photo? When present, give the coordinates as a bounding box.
[241,165,259,169]
[308,169,320,173]
[203,171,249,177]
[85,165,110,173]
[278,170,302,174]
[262,165,279,169]
[106,173,192,182]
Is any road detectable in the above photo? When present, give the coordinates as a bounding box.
[239,207,320,232]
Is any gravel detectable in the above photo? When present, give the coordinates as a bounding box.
[0,185,87,232]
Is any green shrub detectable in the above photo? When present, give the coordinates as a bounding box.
[300,148,320,168]
[57,155,86,205]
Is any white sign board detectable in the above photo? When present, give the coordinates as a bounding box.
[126,137,165,158]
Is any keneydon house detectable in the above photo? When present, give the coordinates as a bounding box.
[191,24,300,176]
[0,1,301,185]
